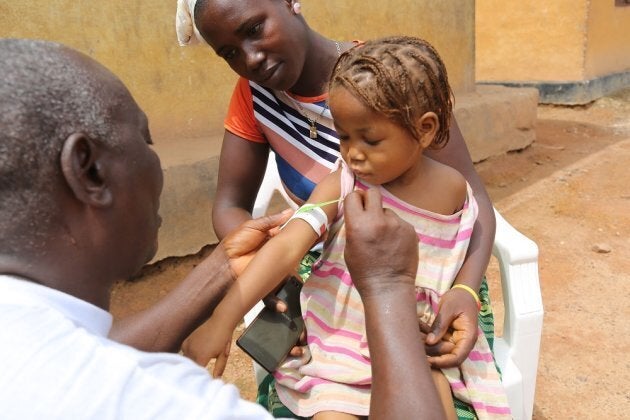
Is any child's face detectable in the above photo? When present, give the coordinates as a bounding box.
[329,86,425,187]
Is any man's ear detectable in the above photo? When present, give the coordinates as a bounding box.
[417,112,439,149]
[60,133,113,207]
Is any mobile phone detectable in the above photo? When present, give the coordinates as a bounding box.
[236,276,304,373]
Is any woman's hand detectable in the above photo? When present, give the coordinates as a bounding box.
[424,287,479,368]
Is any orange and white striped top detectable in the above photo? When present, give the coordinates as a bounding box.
[224,77,339,202]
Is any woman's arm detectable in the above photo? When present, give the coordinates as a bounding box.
[212,131,270,240]
[424,116,496,367]
[182,170,342,370]
[426,117,496,289]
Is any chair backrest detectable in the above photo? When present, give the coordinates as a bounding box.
[252,152,298,219]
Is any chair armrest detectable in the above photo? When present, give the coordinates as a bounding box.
[492,208,543,343]
[492,208,543,420]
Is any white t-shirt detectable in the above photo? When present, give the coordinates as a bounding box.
[0,275,276,419]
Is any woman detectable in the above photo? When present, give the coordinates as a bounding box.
[176,0,496,417]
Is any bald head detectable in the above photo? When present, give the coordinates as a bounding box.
[0,39,130,253]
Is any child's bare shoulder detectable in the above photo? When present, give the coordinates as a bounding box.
[434,161,468,210]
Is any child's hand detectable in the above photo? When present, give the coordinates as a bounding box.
[259,275,307,356]
[424,288,479,368]
[288,329,308,357]
[418,320,456,358]
[181,320,234,377]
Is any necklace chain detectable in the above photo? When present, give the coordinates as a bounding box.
[288,41,341,139]
[292,100,328,139]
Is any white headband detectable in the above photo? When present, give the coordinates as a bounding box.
[175,0,204,46]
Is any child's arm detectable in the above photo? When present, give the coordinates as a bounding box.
[182,169,342,370]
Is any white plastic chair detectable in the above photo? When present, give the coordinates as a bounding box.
[247,152,543,420]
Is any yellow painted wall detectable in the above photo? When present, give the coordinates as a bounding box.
[476,0,589,81]
[0,1,227,147]
[477,0,630,83]
[0,0,474,149]
[308,1,475,93]
[584,1,630,78]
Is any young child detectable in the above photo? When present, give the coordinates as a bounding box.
[196,36,510,419]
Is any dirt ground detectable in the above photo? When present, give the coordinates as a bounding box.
[110,88,630,417]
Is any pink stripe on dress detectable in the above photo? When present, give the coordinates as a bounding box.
[467,350,496,363]
[417,228,474,248]
[311,262,354,286]
[306,336,371,366]
[303,310,364,341]
[471,402,513,415]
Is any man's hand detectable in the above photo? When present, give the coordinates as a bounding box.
[424,288,479,368]
[223,209,293,277]
[343,189,419,298]
[180,210,292,368]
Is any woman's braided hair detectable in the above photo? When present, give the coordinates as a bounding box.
[329,35,453,149]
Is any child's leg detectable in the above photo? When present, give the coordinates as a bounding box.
[313,411,364,420]
[431,368,457,420]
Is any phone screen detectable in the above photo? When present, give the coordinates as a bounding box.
[236,276,304,373]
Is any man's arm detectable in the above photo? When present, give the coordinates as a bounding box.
[344,189,446,419]
[109,211,292,352]
[181,219,319,371]
[182,170,342,371]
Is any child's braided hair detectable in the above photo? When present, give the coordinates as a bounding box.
[329,35,453,149]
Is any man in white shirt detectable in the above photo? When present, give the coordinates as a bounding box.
[0,38,445,419]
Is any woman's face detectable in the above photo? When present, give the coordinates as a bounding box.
[196,0,308,91]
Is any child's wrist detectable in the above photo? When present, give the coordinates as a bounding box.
[212,301,241,331]
[451,283,481,310]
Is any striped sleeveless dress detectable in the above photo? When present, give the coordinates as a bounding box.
[273,162,511,419]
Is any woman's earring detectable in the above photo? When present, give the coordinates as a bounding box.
[292,2,302,14]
